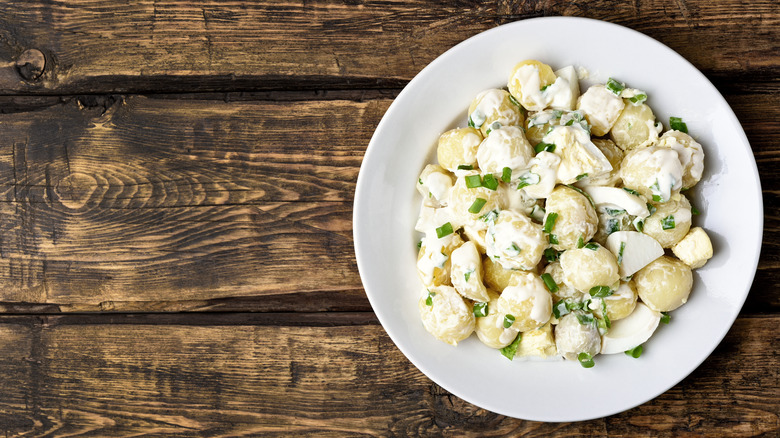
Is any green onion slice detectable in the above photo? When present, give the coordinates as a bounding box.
[482,174,499,190]
[576,173,589,181]
[661,312,671,324]
[468,198,488,214]
[507,242,521,255]
[628,93,647,105]
[634,218,645,233]
[566,184,596,209]
[503,314,516,329]
[625,345,643,358]
[465,174,482,188]
[584,242,599,251]
[418,178,423,185]
[669,116,688,133]
[578,352,595,368]
[543,212,559,234]
[647,203,657,216]
[417,240,422,250]
[553,300,568,319]
[502,167,512,183]
[589,286,613,298]
[464,270,472,283]
[486,121,502,135]
[473,302,488,317]
[544,248,561,262]
[425,290,435,306]
[617,241,626,265]
[623,187,641,196]
[500,333,522,360]
[606,78,626,95]
[548,233,559,245]
[606,219,620,235]
[435,222,453,238]
[508,94,522,108]
[577,235,585,249]
[534,141,556,154]
[541,273,559,293]
[480,210,498,223]
[661,215,676,230]
[516,172,541,189]
[605,208,626,217]
[577,312,595,326]
[601,300,611,330]
[457,164,473,170]
[691,204,701,215]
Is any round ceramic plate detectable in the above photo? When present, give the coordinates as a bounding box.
[353,17,762,421]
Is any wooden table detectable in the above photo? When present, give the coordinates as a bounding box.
[0,1,777,435]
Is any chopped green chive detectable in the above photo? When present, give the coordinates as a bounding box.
[457,164,474,170]
[435,222,453,238]
[508,94,522,108]
[500,333,522,360]
[467,116,476,128]
[661,312,671,324]
[465,174,482,188]
[534,141,556,154]
[577,235,585,249]
[661,215,676,230]
[606,78,625,96]
[623,187,641,196]
[502,167,512,183]
[540,84,551,92]
[425,290,435,306]
[606,219,620,235]
[601,300,611,330]
[691,205,701,215]
[605,208,626,217]
[464,270,472,283]
[577,312,595,326]
[486,121,502,135]
[578,352,595,368]
[541,273,559,293]
[543,212,559,234]
[576,173,589,181]
[480,210,498,223]
[553,300,569,319]
[625,345,643,358]
[473,302,488,317]
[650,180,664,202]
[482,174,499,190]
[628,93,647,105]
[417,240,422,250]
[589,286,613,298]
[617,241,626,265]
[544,248,561,262]
[634,218,645,233]
[647,203,657,216]
[548,233,559,245]
[503,314,516,329]
[418,178,423,185]
[669,116,688,133]
[584,243,599,251]
[516,172,541,189]
[468,198,488,214]
[507,242,521,255]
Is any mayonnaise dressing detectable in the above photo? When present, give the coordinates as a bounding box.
[476,126,532,173]
[471,89,519,129]
[522,151,560,199]
[543,124,612,184]
[500,283,553,324]
[425,171,452,204]
[644,148,683,202]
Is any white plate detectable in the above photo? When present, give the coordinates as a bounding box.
[353,17,762,421]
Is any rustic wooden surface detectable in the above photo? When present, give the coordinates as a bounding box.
[0,0,777,435]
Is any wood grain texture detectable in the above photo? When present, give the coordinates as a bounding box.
[0,0,776,94]
[0,314,775,437]
[0,96,389,306]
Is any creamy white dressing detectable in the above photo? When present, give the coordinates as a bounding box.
[543,124,612,184]
[620,87,646,99]
[486,212,541,270]
[661,134,704,185]
[646,148,683,201]
[512,64,547,111]
[498,326,521,345]
[527,109,559,128]
[416,232,455,284]
[461,132,483,164]
[500,283,552,324]
[471,89,519,129]
[425,172,452,204]
[498,183,537,215]
[522,151,560,199]
[476,126,531,173]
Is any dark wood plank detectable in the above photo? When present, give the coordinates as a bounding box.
[0,0,776,94]
[0,96,385,307]
[0,313,775,436]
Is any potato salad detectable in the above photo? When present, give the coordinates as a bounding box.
[414,60,713,367]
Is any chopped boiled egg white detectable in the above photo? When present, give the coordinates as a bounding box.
[584,186,650,218]
[601,303,660,354]
[549,66,580,111]
[605,231,664,278]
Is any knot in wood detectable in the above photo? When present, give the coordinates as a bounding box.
[15,49,45,81]
[55,172,98,210]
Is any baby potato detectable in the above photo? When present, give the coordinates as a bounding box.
[657,130,705,189]
[642,194,692,248]
[672,227,713,269]
[620,145,683,202]
[468,89,524,137]
[437,127,483,172]
[542,261,585,302]
[577,84,625,136]
[485,210,546,271]
[609,103,658,151]
[559,243,620,292]
[576,139,624,187]
[601,281,638,321]
[448,172,502,229]
[419,285,476,346]
[461,225,487,253]
[482,256,528,292]
[416,164,454,208]
[554,311,602,361]
[516,322,557,359]
[476,126,534,175]
[544,185,599,251]
[634,255,693,312]
[508,60,557,112]
[476,289,521,349]
[545,125,614,184]
[450,241,490,302]
[496,272,552,332]
[416,232,464,288]
[525,109,561,146]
